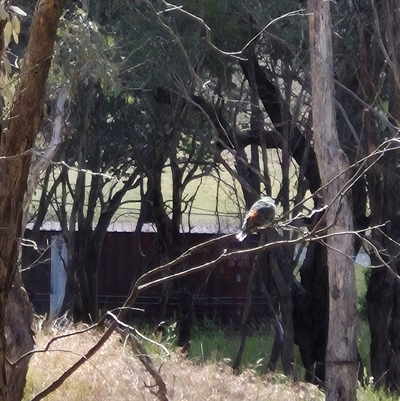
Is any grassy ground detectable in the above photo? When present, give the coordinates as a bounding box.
[24,322,323,401]
[23,317,396,401]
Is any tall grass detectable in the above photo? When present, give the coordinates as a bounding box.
[23,321,324,401]
[189,320,274,367]
[22,316,396,401]
[188,320,307,378]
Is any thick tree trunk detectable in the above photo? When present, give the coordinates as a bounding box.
[5,274,34,401]
[0,0,65,401]
[308,1,357,400]
[0,1,66,399]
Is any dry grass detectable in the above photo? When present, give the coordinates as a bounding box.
[24,324,324,401]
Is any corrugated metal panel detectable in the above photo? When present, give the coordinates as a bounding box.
[26,221,238,234]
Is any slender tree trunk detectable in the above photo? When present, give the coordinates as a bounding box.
[294,242,328,384]
[232,249,259,372]
[74,234,101,323]
[268,247,294,376]
[308,1,357,400]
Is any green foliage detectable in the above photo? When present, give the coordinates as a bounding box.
[0,1,23,109]
[53,7,121,96]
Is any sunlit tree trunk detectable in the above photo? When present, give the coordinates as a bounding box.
[308,1,357,400]
[0,1,66,399]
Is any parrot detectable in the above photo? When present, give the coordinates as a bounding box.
[236,196,276,241]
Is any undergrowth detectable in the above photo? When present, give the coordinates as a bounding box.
[23,318,323,401]
[22,317,396,401]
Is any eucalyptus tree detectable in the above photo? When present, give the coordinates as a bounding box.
[0,1,66,399]
[27,7,149,322]
[326,1,400,391]
[28,2,219,324]
[349,3,400,391]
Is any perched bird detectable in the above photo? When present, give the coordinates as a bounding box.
[236,196,276,241]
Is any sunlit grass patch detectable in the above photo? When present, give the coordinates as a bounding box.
[24,320,324,401]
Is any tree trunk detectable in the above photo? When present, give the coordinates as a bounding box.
[5,274,34,401]
[384,3,400,387]
[308,1,357,400]
[367,270,393,385]
[176,289,193,353]
[0,1,66,399]
[388,267,400,392]
[293,242,328,384]
[75,235,101,323]
[357,13,394,390]
[232,249,258,373]
[268,245,294,376]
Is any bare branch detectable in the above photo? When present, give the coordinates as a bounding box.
[107,311,170,356]
[161,1,307,60]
